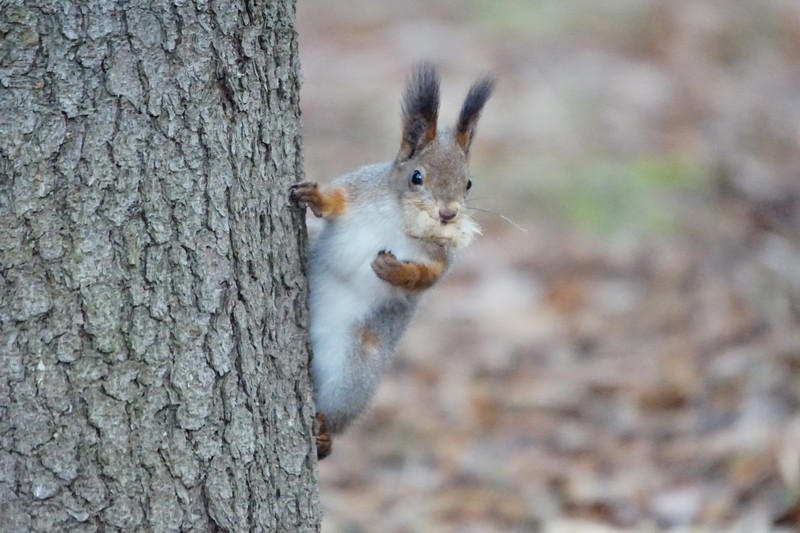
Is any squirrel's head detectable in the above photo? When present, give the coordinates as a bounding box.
[391,64,494,249]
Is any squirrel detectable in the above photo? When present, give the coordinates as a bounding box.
[290,64,494,460]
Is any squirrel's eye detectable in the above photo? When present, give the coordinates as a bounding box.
[411,170,424,186]
[467,179,473,191]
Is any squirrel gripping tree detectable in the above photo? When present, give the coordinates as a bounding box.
[291,64,494,459]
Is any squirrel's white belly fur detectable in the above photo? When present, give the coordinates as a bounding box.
[309,188,427,432]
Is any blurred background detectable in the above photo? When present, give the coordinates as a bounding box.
[296,1,800,531]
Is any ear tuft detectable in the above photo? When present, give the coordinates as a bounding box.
[455,75,495,156]
[398,63,440,162]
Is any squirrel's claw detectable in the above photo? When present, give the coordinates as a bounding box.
[371,250,402,281]
[289,182,323,217]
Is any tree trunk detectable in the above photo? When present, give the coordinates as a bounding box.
[0,1,319,531]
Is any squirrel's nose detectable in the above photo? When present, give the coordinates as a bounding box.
[439,208,458,223]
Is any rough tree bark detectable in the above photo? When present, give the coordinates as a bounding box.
[0,1,320,531]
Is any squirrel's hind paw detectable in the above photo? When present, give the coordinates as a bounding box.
[315,413,333,460]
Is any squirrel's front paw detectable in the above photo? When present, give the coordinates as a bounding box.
[372,250,444,290]
[289,182,323,217]
[371,250,403,281]
[290,182,347,219]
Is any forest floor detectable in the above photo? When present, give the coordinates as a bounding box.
[296,2,800,531]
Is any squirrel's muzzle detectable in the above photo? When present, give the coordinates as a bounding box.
[438,206,459,223]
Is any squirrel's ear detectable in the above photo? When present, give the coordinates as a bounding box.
[454,75,495,157]
[397,64,440,163]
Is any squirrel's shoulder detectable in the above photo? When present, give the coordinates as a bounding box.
[332,161,391,186]
[330,161,394,205]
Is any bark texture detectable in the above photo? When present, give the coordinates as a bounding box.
[0,1,319,531]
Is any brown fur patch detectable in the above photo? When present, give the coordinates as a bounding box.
[359,327,380,349]
[422,122,437,146]
[355,326,381,363]
[372,251,444,291]
[321,187,348,217]
[454,129,472,152]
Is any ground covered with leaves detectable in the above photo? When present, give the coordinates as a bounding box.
[297,2,800,531]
